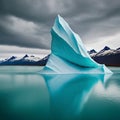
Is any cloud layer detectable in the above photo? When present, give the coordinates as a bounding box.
[0,0,120,53]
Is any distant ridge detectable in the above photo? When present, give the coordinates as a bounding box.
[0,55,49,66]
[0,46,120,66]
[6,56,16,62]
[90,46,120,66]
[88,49,97,54]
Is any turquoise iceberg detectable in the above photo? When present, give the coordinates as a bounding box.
[41,15,112,74]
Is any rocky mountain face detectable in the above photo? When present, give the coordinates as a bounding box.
[89,46,120,66]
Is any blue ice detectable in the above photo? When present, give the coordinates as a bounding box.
[41,15,112,74]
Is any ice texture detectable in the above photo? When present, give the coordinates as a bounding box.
[41,15,112,74]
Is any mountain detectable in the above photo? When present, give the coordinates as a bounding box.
[91,47,120,66]
[116,47,120,51]
[22,54,29,59]
[0,55,45,66]
[88,49,97,57]
[6,56,17,61]
[36,54,50,66]
[95,46,111,56]
[0,46,120,66]
[102,46,110,51]
[88,49,97,54]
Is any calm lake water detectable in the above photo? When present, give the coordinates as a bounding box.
[0,66,120,120]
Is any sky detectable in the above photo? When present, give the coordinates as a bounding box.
[0,0,120,58]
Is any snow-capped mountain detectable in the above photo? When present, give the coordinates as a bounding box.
[0,54,45,66]
[88,49,97,57]
[36,54,50,65]
[0,46,120,66]
[88,49,97,54]
[95,46,113,57]
[91,46,120,66]
[6,56,17,61]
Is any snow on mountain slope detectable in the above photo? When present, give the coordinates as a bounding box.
[94,46,120,57]
[88,49,97,54]
[0,54,42,65]
[91,47,120,66]
[0,46,119,66]
[24,55,40,62]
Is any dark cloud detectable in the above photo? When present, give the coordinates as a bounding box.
[0,14,51,49]
[0,0,120,51]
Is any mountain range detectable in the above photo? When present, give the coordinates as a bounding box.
[0,54,49,66]
[90,46,120,66]
[0,46,120,66]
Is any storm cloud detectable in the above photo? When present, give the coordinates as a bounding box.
[0,0,120,52]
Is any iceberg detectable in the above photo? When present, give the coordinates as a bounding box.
[41,15,112,74]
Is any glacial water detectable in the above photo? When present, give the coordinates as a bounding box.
[0,66,120,120]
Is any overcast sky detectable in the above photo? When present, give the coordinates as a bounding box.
[0,0,120,58]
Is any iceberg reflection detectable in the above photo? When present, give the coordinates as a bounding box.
[43,74,111,120]
[0,66,112,120]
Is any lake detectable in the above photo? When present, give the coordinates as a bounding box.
[0,66,120,120]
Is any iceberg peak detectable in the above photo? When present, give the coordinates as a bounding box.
[41,15,112,74]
